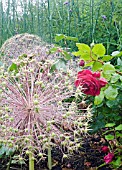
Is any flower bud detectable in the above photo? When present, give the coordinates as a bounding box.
[79,60,85,67]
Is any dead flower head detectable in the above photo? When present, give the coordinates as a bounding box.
[0,55,92,157]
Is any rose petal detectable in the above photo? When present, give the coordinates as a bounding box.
[93,72,101,78]
[99,78,108,87]
[104,153,114,164]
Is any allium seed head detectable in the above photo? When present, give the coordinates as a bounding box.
[0,54,92,157]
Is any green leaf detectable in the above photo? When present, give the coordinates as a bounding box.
[104,86,118,100]
[105,134,114,140]
[55,34,65,42]
[66,36,78,41]
[102,72,111,81]
[102,63,115,74]
[8,63,18,73]
[112,157,122,168]
[76,43,91,61]
[94,91,104,105]
[105,123,116,127]
[116,132,122,138]
[92,61,103,71]
[49,47,58,54]
[63,51,71,60]
[115,124,122,131]
[117,58,122,66]
[120,76,122,81]
[111,73,120,83]
[102,55,112,61]
[92,44,106,57]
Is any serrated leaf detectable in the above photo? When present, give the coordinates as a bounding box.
[94,91,104,105]
[115,124,122,131]
[105,134,114,140]
[102,55,112,61]
[76,43,91,61]
[92,61,103,71]
[66,36,78,41]
[72,51,81,56]
[92,44,106,57]
[111,73,120,83]
[85,61,94,67]
[102,63,115,74]
[105,123,116,127]
[104,86,118,100]
[55,34,65,42]
[102,72,112,81]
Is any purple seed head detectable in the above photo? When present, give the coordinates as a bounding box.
[0,55,92,157]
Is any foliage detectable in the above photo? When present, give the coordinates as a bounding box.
[72,42,122,132]
[99,123,122,169]
[52,34,122,135]
[0,0,122,53]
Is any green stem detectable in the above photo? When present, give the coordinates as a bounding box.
[29,152,34,170]
[48,146,52,170]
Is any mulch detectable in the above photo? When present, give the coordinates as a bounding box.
[0,134,119,170]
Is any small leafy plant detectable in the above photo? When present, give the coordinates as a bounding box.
[99,123,122,169]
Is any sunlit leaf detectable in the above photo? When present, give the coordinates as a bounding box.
[105,134,114,140]
[92,44,106,57]
[105,123,116,127]
[76,43,91,61]
[92,61,102,71]
[55,34,65,42]
[115,124,122,131]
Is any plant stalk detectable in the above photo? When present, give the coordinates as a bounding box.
[29,152,34,170]
[48,146,52,170]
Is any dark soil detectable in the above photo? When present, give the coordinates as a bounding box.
[0,134,121,170]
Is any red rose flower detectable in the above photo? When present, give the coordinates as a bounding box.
[101,146,109,153]
[104,153,114,164]
[75,69,108,96]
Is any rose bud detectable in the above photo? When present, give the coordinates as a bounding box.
[101,146,109,153]
[79,60,85,67]
[104,153,114,164]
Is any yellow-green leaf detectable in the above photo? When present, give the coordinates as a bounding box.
[92,44,106,57]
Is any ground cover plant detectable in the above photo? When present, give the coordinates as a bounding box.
[53,35,122,169]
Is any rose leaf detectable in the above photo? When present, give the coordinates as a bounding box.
[104,86,118,100]
[94,91,104,105]
[92,61,103,71]
[92,44,106,57]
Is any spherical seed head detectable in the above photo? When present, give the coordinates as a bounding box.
[0,55,92,156]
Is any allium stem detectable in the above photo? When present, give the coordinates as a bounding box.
[29,152,34,170]
[48,146,52,170]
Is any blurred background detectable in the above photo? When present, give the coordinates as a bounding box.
[0,0,122,53]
